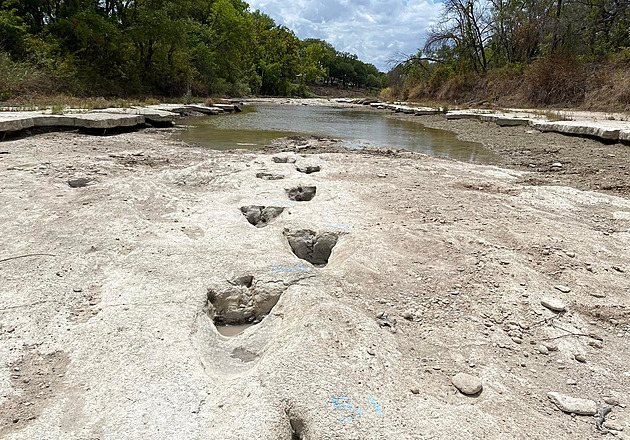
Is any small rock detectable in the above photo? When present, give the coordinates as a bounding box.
[537,345,549,355]
[604,397,621,406]
[272,154,297,164]
[377,173,387,178]
[574,354,587,363]
[543,342,559,351]
[411,387,420,395]
[603,420,624,432]
[402,310,414,320]
[547,392,597,415]
[67,178,92,188]
[452,372,483,395]
[367,348,375,356]
[566,251,576,258]
[566,379,578,386]
[512,337,523,344]
[256,171,285,180]
[589,340,604,349]
[613,266,626,273]
[551,163,563,168]
[296,164,321,174]
[541,297,567,312]
[554,285,572,293]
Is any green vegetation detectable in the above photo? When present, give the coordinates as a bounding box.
[0,0,385,101]
[390,0,630,110]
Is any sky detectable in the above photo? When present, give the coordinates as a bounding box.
[246,0,444,72]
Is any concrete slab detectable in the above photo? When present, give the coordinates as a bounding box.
[531,120,621,140]
[479,115,530,126]
[446,113,482,121]
[94,107,178,123]
[72,113,145,129]
[214,104,235,112]
[1,111,145,133]
[147,104,222,116]
[0,113,36,132]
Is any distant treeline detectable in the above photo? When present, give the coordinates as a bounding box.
[0,0,385,99]
[388,0,630,109]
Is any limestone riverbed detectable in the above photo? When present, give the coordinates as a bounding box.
[0,117,629,439]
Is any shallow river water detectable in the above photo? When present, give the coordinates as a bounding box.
[179,104,499,164]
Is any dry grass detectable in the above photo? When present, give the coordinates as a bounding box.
[401,51,630,114]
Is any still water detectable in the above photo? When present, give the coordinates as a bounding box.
[179,104,499,164]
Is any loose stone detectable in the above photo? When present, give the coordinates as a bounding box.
[604,397,621,406]
[547,392,597,415]
[542,342,559,351]
[452,372,483,395]
[554,285,572,293]
[541,297,567,312]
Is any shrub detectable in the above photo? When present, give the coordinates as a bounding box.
[524,51,587,106]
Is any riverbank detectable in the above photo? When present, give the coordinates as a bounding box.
[0,120,629,439]
[248,98,630,198]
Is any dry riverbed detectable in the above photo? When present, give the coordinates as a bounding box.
[0,119,629,439]
[394,112,630,197]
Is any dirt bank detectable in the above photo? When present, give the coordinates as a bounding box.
[0,124,629,439]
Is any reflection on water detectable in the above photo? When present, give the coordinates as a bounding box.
[179,104,499,164]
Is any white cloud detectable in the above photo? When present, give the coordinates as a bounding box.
[247,0,444,71]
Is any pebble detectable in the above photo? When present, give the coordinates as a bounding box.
[547,392,597,415]
[551,163,563,168]
[537,345,549,355]
[541,297,567,312]
[512,337,523,344]
[411,387,420,395]
[574,354,587,363]
[402,311,414,320]
[565,251,576,258]
[589,340,604,349]
[451,372,483,395]
[554,285,572,293]
[603,421,624,432]
[604,397,621,406]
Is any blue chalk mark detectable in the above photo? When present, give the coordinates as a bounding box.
[333,397,363,422]
[332,397,353,410]
[368,395,383,417]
